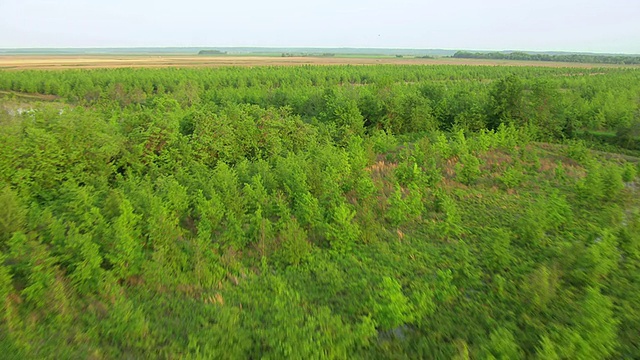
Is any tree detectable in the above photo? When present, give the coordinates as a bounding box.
[481,327,523,360]
[488,75,525,129]
[456,153,482,185]
[326,203,360,254]
[372,276,413,330]
[576,287,619,358]
[0,187,26,244]
[0,250,12,313]
[107,198,144,280]
[277,217,311,267]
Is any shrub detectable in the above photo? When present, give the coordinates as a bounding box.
[499,165,525,189]
[277,217,312,267]
[326,203,360,253]
[565,139,589,163]
[372,276,413,330]
[386,183,423,227]
[621,162,637,182]
[456,153,482,185]
[601,165,624,199]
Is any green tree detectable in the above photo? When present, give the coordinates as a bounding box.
[277,217,311,267]
[373,276,413,330]
[0,250,12,313]
[456,153,482,185]
[488,75,525,129]
[481,327,523,360]
[0,187,27,245]
[326,203,360,254]
[107,198,144,280]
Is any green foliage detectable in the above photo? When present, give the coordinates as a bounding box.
[325,203,360,254]
[536,336,560,360]
[0,251,12,311]
[372,276,412,330]
[433,131,452,159]
[577,161,605,202]
[435,190,462,237]
[0,65,638,358]
[454,50,640,64]
[488,75,525,129]
[565,139,589,163]
[575,287,620,358]
[482,228,514,272]
[277,217,312,267]
[386,184,423,227]
[394,159,423,186]
[107,197,144,279]
[622,162,637,182]
[587,230,620,280]
[601,165,624,199]
[499,165,525,189]
[523,265,560,311]
[0,187,27,244]
[456,153,482,185]
[481,327,523,360]
[369,129,397,154]
[554,161,566,181]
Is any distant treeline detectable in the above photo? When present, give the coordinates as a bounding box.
[281,53,336,57]
[453,51,640,65]
[198,50,227,55]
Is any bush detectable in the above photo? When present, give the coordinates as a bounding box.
[622,162,637,182]
[386,184,423,227]
[0,186,26,244]
[601,165,624,199]
[456,153,482,185]
[499,165,525,189]
[326,203,360,253]
[565,139,589,163]
[372,277,413,330]
[277,217,312,267]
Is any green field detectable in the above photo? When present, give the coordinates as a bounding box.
[1,64,639,359]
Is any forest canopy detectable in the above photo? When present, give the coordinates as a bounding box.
[0,64,639,359]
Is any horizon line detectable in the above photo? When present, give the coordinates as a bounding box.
[1,46,639,56]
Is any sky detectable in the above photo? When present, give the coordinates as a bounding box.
[1,0,639,54]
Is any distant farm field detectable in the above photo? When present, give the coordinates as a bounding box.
[2,57,640,360]
[1,55,638,70]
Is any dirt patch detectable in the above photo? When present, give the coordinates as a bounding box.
[0,90,59,101]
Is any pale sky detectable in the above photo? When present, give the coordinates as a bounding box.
[1,0,639,53]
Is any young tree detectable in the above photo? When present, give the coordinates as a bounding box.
[372,276,413,331]
[456,153,482,186]
[488,75,525,129]
[326,203,360,254]
[277,217,312,267]
[0,187,27,244]
[107,198,144,280]
[480,327,523,360]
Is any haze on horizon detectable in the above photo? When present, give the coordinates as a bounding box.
[1,0,639,54]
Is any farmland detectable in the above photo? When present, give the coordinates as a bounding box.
[2,54,639,70]
[1,63,640,358]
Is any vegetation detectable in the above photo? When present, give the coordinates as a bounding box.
[453,50,640,65]
[0,64,639,358]
[198,50,227,55]
[282,53,336,57]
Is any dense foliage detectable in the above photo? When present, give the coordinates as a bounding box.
[0,65,639,359]
[453,50,640,65]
